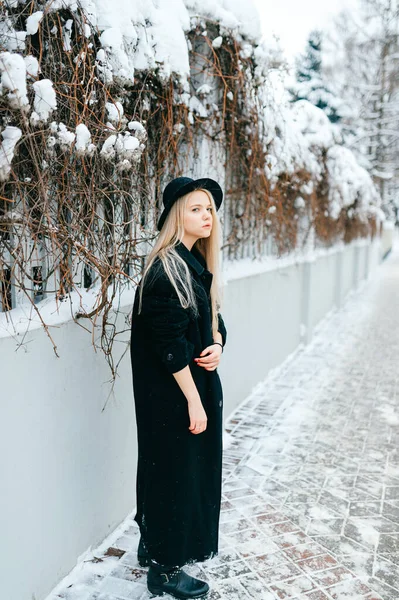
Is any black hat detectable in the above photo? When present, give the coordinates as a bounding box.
[157,176,223,231]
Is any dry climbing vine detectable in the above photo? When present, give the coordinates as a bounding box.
[0,1,378,386]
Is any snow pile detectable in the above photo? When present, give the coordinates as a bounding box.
[261,73,376,221]
[261,74,321,186]
[48,121,76,151]
[31,79,57,123]
[41,0,270,87]
[0,16,26,51]
[185,0,262,41]
[290,99,338,151]
[106,101,124,125]
[26,11,44,35]
[0,0,381,222]
[44,0,192,84]
[0,126,22,181]
[100,132,143,169]
[24,54,39,78]
[0,51,29,110]
[75,123,96,156]
[326,145,381,221]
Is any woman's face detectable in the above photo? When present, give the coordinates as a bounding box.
[184,190,213,239]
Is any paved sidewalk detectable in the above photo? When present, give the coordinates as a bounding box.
[50,242,399,600]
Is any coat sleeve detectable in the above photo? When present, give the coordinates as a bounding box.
[217,312,227,348]
[139,270,195,374]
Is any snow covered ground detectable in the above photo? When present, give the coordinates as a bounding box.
[44,233,399,599]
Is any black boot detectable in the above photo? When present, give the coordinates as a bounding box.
[147,560,209,599]
[137,535,151,567]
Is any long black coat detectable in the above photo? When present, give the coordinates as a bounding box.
[130,240,227,568]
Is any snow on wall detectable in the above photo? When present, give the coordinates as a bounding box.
[260,83,381,222]
[0,0,382,219]
[262,73,321,186]
[326,145,381,221]
[0,51,29,109]
[40,0,263,85]
[0,125,22,181]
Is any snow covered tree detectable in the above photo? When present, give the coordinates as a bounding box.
[290,30,344,125]
[322,0,399,221]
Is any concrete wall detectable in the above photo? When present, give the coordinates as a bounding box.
[0,311,136,600]
[219,238,381,413]
[0,236,385,600]
[219,262,305,408]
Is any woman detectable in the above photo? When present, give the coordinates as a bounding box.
[130,176,227,599]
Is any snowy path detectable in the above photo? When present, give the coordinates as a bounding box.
[48,239,399,600]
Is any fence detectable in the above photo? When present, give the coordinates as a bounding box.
[0,228,391,600]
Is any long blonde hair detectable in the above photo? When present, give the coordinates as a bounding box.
[137,188,223,340]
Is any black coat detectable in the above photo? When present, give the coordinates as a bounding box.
[130,240,227,567]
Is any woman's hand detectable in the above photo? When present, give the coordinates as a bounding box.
[187,400,208,434]
[194,344,222,371]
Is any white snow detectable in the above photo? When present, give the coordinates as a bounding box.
[106,101,124,124]
[189,95,207,117]
[24,54,39,78]
[326,145,380,221]
[40,0,264,85]
[0,51,29,110]
[63,18,74,52]
[376,404,399,426]
[75,123,96,155]
[56,122,76,148]
[185,0,262,41]
[261,73,320,184]
[100,132,143,165]
[0,0,381,227]
[294,196,306,209]
[128,120,145,133]
[100,134,117,159]
[291,99,338,150]
[383,221,395,230]
[0,0,385,330]
[196,83,213,95]
[127,121,147,142]
[31,79,57,122]
[0,126,22,182]
[26,11,44,35]
[0,17,27,52]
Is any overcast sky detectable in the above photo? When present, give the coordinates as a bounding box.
[252,0,358,62]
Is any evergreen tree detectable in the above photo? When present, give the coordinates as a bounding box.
[291,30,343,124]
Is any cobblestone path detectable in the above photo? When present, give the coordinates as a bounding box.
[49,242,399,600]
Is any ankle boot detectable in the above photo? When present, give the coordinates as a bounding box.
[147,561,209,599]
[137,535,151,567]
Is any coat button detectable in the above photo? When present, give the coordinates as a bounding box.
[219,401,222,407]
[166,353,173,360]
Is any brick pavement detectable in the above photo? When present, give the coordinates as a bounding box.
[49,241,399,600]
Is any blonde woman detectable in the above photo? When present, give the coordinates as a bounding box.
[130,176,227,599]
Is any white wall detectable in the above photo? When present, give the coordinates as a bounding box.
[0,236,385,600]
[218,238,381,411]
[219,262,305,406]
[0,312,136,600]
